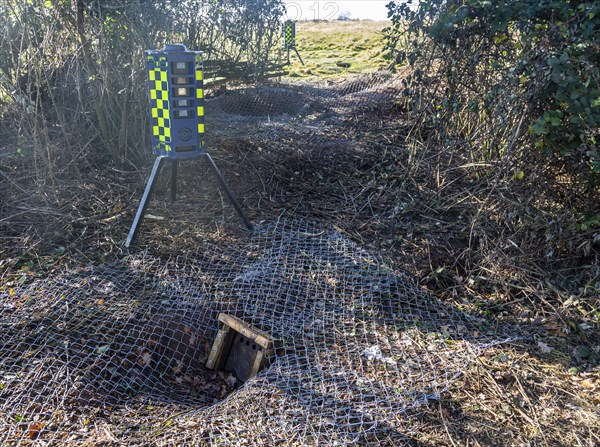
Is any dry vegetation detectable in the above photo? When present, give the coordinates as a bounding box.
[0,14,598,447]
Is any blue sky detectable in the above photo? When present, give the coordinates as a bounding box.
[283,1,392,21]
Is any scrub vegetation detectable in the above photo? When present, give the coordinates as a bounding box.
[0,0,598,446]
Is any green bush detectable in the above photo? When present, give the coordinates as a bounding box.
[385,0,600,178]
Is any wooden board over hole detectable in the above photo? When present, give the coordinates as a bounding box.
[206,313,274,382]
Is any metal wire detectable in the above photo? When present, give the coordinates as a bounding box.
[0,219,510,445]
[206,72,401,120]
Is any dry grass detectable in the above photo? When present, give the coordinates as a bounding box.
[0,74,598,446]
[412,344,599,446]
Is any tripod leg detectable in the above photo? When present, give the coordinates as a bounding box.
[294,48,305,66]
[170,160,178,202]
[205,153,253,232]
[125,156,164,248]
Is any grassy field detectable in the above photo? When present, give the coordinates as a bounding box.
[284,20,391,79]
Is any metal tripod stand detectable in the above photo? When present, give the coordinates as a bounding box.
[125,153,253,248]
[287,47,304,66]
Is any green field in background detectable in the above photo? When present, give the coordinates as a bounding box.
[282,20,392,80]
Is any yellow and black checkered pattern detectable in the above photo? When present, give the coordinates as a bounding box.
[283,21,295,49]
[195,55,205,138]
[148,56,171,151]
[146,49,206,157]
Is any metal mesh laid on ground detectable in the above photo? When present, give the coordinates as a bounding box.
[0,219,510,445]
[206,72,402,122]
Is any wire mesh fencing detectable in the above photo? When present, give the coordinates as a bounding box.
[206,71,402,121]
[0,219,515,446]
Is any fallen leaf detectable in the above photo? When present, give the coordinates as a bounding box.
[97,299,105,305]
[581,379,596,390]
[96,345,110,355]
[573,345,591,362]
[537,341,553,353]
[223,373,237,388]
[27,422,45,439]
[139,352,152,366]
